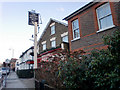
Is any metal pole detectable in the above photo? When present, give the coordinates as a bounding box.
[34,22,37,69]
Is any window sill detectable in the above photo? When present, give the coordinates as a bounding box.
[50,33,55,36]
[97,25,116,33]
[71,37,80,42]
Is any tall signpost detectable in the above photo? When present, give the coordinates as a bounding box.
[34,22,37,69]
[28,10,39,69]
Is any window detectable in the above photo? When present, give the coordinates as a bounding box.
[96,3,113,30]
[51,25,55,35]
[72,19,80,39]
[42,41,46,50]
[43,43,46,50]
[62,35,68,43]
[51,40,56,48]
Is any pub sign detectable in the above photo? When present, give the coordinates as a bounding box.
[28,11,39,26]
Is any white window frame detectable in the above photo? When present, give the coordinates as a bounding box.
[50,23,55,35]
[51,40,56,48]
[42,43,46,51]
[61,32,68,43]
[96,3,115,32]
[42,41,47,51]
[72,19,80,40]
[62,35,68,43]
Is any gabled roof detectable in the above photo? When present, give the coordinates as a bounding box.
[37,18,68,44]
[19,46,34,58]
[63,0,99,21]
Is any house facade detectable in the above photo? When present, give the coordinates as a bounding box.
[19,46,34,70]
[15,59,20,71]
[37,18,68,66]
[64,1,120,54]
[10,58,18,71]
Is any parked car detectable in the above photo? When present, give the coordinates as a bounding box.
[0,70,2,80]
[0,68,1,73]
[1,67,8,75]
[0,70,3,86]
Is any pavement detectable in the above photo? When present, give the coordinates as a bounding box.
[1,71,35,90]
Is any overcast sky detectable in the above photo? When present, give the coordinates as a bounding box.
[0,0,93,63]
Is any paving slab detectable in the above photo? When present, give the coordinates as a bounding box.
[2,71,35,90]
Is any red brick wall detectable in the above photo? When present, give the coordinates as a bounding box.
[68,2,120,53]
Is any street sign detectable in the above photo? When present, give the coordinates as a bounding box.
[28,11,39,26]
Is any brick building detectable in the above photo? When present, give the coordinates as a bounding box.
[64,0,120,54]
[37,18,68,66]
[10,58,18,71]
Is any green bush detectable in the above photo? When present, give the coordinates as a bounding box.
[58,30,120,89]
[37,30,120,89]
[57,50,89,89]
[86,30,120,89]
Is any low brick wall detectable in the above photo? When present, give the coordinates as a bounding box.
[34,68,63,89]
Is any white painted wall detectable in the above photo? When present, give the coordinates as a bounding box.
[19,48,34,70]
